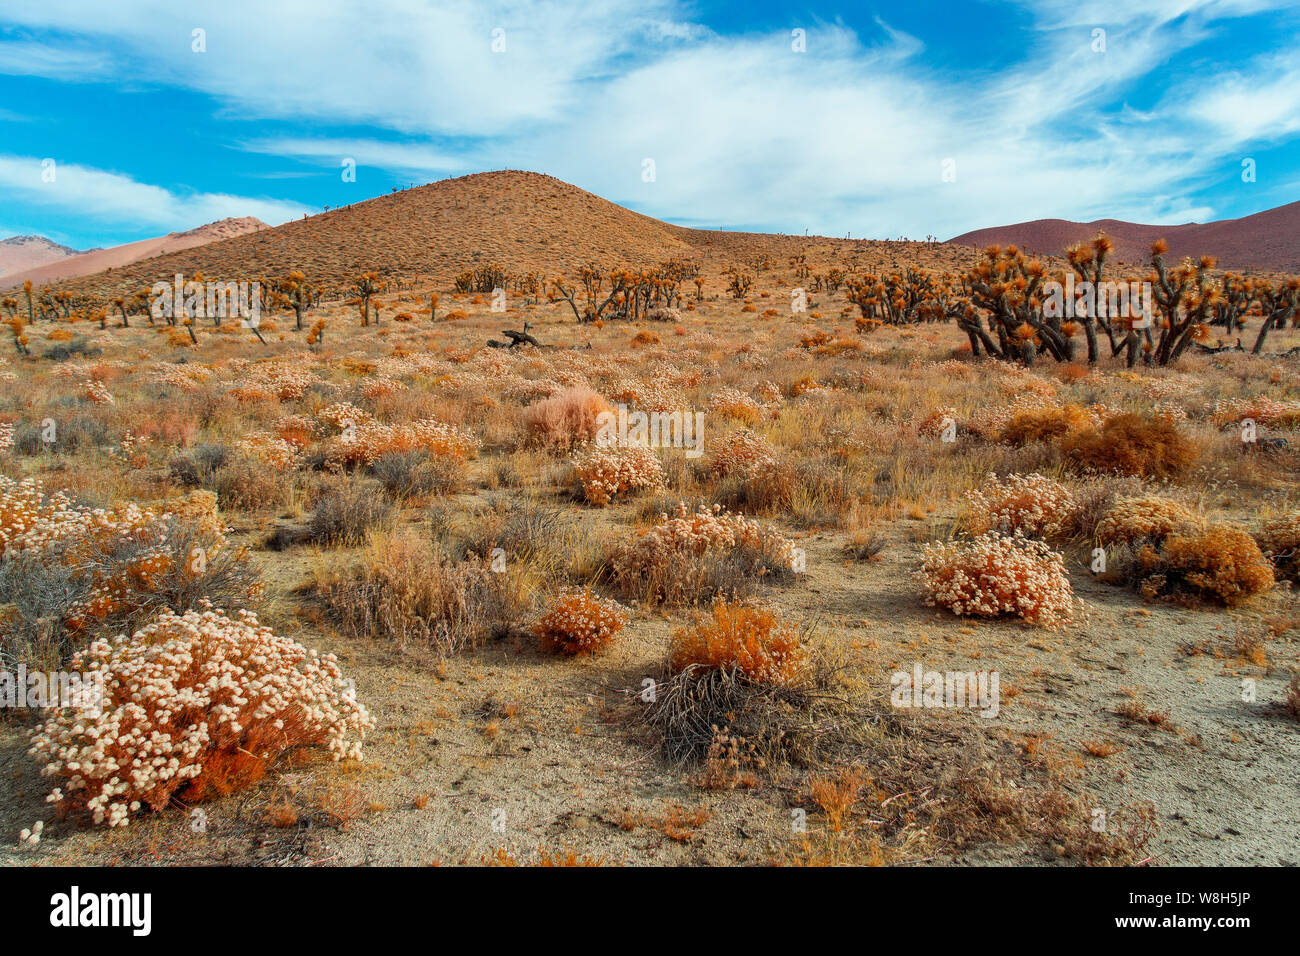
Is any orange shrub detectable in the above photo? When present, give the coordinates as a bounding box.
[631,330,661,346]
[669,599,805,683]
[531,587,629,655]
[1137,524,1274,606]
[1061,413,1195,479]
[709,387,762,425]
[998,404,1095,446]
[1096,496,1202,546]
[1257,511,1300,580]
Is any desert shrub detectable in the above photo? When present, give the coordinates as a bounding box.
[1061,413,1195,479]
[169,443,230,487]
[998,404,1094,446]
[531,586,629,655]
[706,430,779,478]
[213,454,291,511]
[963,473,1077,539]
[370,449,460,499]
[308,478,393,545]
[1096,496,1202,546]
[611,504,796,605]
[319,532,526,655]
[28,606,373,828]
[669,599,806,683]
[570,444,665,505]
[1256,512,1300,581]
[917,531,1073,627]
[523,386,611,450]
[1136,524,1274,606]
[12,413,109,456]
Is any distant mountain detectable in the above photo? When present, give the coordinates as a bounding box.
[26,171,977,301]
[947,201,1300,273]
[0,235,84,279]
[0,217,269,289]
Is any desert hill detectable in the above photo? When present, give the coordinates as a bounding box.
[38,171,973,301]
[1,217,269,290]
[0,236,83,279]
[947,200,1300,273]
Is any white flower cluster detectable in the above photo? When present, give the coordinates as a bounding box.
[28,606,374,828]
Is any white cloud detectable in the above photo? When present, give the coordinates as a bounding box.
[1,0,1298,238]
[0,154,310,229]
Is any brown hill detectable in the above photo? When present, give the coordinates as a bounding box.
[0,236,83,279]
[39,171,973,301]
[947,201,1300,274]
[2,217,269,290]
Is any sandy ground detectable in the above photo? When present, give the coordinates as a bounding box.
[4,504,1296,867]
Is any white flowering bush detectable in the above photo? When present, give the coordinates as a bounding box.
[917,531,1073,627]
[29,606,374,828]
[964,473,1077,539]
[570,444,665,505]
[612,503,796,604]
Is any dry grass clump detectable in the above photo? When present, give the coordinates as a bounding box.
[28,606,373,828]
[917,531,1073,627]
[1136,524,1274,606]
[611,503,796,605]
[1256,511,1300,581]
[318,531,528,656]
[523,386,611,450]
[308,478,394,545]
[370,449,461,500]
[1096,496,1202,546]
[668,599,806,683]
[1060,412,1196,479]
[569,444,665,505]
[963,472,1077,539]
[530,586,629,655]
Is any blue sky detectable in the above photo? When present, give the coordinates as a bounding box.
[1,0,1298,250]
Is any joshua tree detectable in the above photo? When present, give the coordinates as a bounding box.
[352,272,383,326]
[429,290,439,321]
[283,270,313,330]
[1148,242,1219,366]
[1249,277,1300,355]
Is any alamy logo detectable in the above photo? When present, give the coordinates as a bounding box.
[151,273,262,327]
[891,662,1000,718]
[595,404,705,459]
[49,886,152,936]
[0,666,103,714]
[1042,274,1152,328]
